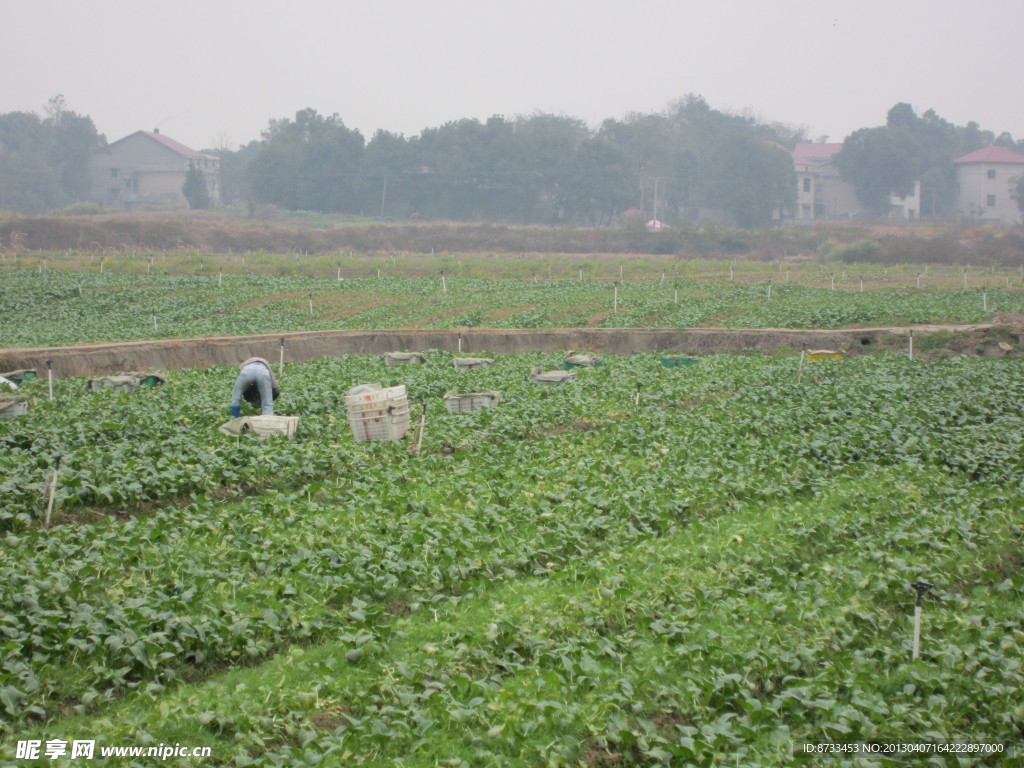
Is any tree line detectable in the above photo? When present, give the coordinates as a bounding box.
[2,95,1022,226]
[0,96,104,212]
[226,96,802,227]
[838,102,1024,217]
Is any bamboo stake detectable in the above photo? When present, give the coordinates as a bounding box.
[46,360,53,400]
[908,330,914,361]
[43,455,62,528]
[613,284,618,313]
[911,581,932,660]
[278,338,285,377]
[413,404,427,452]
[797,347,806,384]
[634,383,641,407]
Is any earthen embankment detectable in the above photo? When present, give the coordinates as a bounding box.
[0,324,1007,378]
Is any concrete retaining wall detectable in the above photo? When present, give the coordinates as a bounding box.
[0,327,923,378]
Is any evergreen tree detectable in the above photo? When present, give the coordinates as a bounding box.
[182,161,212,210]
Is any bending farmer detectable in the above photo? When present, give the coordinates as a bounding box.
[230,357,280,417]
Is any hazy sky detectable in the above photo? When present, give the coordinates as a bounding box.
[3,0,1023,151]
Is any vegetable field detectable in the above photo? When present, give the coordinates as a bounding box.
[2,269,1023,347]
[2,351,1022,766]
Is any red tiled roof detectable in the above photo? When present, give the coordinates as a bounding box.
[108,130,216,160]
[140,131,216,160]
[953,146,1024,165]
[791,142,843,165]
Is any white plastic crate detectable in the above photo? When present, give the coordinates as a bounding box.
[348,403,411,442]
[345,382,411,442]
[87,376,140,393]
[247,415,300,439]
[0,398,28,418]
[384,352,426,366]
[450,357,494,370]
[344,383,407,406]
[444,390,500,413]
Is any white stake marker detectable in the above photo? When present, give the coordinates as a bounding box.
[44,456,62,528]
[911,581,932,660]
[414,404,427,452]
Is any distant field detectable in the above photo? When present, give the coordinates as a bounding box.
[3,211,1024,267]
[2,260,1022,347]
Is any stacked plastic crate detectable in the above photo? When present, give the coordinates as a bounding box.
[345,383,411,442]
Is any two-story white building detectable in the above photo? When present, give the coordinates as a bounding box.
[792,142,863,220]
[90,130,220,209]
[791,142,921,221]
[953,146,1024,225]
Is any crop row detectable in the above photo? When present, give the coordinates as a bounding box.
[2,353,1023,765]
[0,351,769,529]
[1,270,1018,346]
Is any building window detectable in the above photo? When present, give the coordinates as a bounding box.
[110,168,118,178]
[987,194,996,207]
[987,169,996,179]
[802,178,811,193]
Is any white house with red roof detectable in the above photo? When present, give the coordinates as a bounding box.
[953,146,1024,225]
[791,142,921,221]
[791,142,861,220]
[89,129,220,209]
